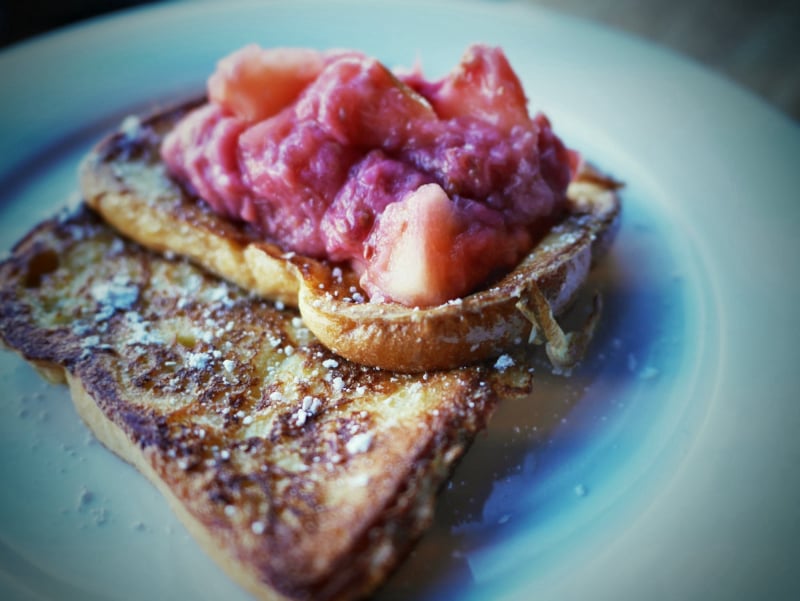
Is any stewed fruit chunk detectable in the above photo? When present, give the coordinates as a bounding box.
[208,45,325,122]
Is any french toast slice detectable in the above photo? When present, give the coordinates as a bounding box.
[79,99,621,372]
[0,206,534,601]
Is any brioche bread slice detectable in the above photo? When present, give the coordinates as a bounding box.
[0,206,534,601]
[79,100,621,372]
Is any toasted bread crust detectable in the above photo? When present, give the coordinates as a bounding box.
[298,174,619,371]
[0,208,533,601]
[79,100,304,307]
[80,99,621,371]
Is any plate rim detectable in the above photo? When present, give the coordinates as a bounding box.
[1,2,799,601]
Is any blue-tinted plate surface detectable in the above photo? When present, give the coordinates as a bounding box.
[1,1,798,600]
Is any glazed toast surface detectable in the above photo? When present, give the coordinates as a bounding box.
[0,206,533,601]
[80,100,621,372]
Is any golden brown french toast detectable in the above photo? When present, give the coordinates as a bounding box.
[0,206,534,601]
[79,99,621,372]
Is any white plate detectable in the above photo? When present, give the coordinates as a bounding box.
[1,1,798,600]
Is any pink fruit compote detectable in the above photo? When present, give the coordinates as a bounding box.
[161,44,577,307]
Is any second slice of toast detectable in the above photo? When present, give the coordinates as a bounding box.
[0,206,535,601]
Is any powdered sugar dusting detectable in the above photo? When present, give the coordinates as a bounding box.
[346,432,374,455]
